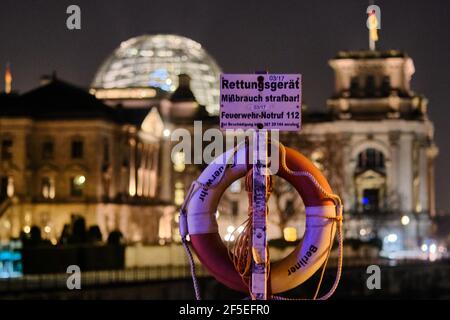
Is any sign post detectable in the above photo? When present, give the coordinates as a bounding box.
[251,128,268,299]
[220,73,301,300]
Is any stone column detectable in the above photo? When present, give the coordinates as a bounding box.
[427,145,438,217]
[398,133,413,213]
[159,136,172,202]
[136,142,144,197]
[418,139,429,213]
[149,144,159,198]
[341,132,354,210]
[142,144,150,198]
[128,137,136,197]
[388,131,400,211]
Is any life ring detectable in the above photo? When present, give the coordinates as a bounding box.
[179,142,342,295]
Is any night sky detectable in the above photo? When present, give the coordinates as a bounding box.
[0,0,449,212]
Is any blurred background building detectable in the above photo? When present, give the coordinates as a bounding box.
[0,34,444,276]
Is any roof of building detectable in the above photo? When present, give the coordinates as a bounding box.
[22,78,118,120]
[169,85,196,103]
[0,76,219,126]
[91,34,222,114]
[0,92,22,114]
[333,50,407,60]
[0,78,118,121]
[0,73,425,125]
[301,109,334,123]
[169,74,197,103]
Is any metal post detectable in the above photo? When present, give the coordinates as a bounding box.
[251,129,268,300]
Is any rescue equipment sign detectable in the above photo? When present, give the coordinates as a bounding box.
[220,74,302,131]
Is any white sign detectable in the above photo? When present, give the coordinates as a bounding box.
[220,74,302,131]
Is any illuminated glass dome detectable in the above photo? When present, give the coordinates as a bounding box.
[91,34,222,114]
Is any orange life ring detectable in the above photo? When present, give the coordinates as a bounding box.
[179,142,342,295]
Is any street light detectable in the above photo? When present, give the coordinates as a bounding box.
[163,128,171,137]
[401,215,410,226]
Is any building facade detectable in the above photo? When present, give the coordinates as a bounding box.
[0,35,438,253]
[284,50,438,251]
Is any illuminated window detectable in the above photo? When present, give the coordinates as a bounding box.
[71,140,84,159]
[174,181,185,206]
[158,210,172,243]
[7,177,13,197]
[71,175,86,197]
[173,151,185,172]
[283,227,297,242]
[42,177,55,199]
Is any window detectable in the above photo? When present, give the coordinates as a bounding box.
[231,201,239,217]
[283,227,297,242]
[311,150,324,171]
[42,177,55,199]
[0,176,8,201]
[174,181,185,206]
[103,139,110,164]
[26,135,32,163]
[173,151,185,172]
[365,75,376,97]
[357,148,385,171]
[6,177,13,198]
[0,176,14,200]
[381,76,391,96]
[1,138,13,161]
[71,175,86,197]
[42,141,54,159]
[285,200,295,217]
[350,77,359,96]
[71,140,84,159]
[230,180,241,193]
[362,189,379,212]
